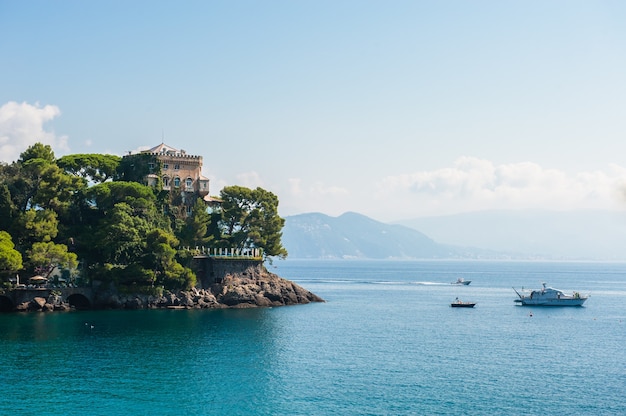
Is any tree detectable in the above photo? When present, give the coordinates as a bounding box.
[3,143,86,218]
[57,153,122,184]
[86,181,159,219]
[0,231,23,272]
[116,153,156,184]
[143,229,196,289]
[17,208,59,249]
[0,184,16,233]
[218,186,288,260]
[92,202,151,265]
[19,142,56,164]
[27,241,78,278]
[178,198,212,247]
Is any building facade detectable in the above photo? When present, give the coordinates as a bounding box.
[141,143,210,197]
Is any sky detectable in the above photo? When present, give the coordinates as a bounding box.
[2,0,626,222]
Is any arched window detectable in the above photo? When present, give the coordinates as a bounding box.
[173,177,180,187]
[186,178,193,189]
[163,176,170,187]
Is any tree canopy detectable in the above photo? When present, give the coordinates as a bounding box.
[218,186,288,260]
[0,142,289,290]
[0,231,23,273]
[57,153,121,184]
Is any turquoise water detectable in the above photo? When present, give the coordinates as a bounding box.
[1,260,625,415]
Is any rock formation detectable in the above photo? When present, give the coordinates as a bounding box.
[93,261,323,310]
[4,261,324,312]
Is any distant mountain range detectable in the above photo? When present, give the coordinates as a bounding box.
[282,212,505,260]
[282,210,626,260]
[395,209,626,261]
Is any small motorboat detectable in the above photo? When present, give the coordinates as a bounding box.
[513,283,588,306]
[451,297,476,308]
[452,277,471,285]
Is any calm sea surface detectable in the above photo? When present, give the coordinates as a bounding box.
[1,260,625,415]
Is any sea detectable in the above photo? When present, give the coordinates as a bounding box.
[1,260,625,416]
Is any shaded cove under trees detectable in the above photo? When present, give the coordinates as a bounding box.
[0,143,290,292]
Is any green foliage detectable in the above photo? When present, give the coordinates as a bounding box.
[18,209,59,247]
[93,202,151,265]
[0,184,16,233]
[116,153,158,184]
[143,229,196,290]
[27,241,78,278]
[218,186,287,259]
[116,263,155,286]
[19,143,56,164]
[163,263,196,290]
[57,153,121,183]
[2,142,288,291]
[86,181,157,216]
[0,231,23,272]
[1,144,87,219]
[178,198,212,247]
[24,162,86,213]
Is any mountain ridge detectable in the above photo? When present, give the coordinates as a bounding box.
[282,209,626,260]
[282,211,507,260]
[394,209,626,261]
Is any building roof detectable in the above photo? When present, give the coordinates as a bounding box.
[203,195,223,204]
[143,143,184,155]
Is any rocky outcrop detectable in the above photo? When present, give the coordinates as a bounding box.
[93,264,324,310]
[93,287,223,310]
[6,262,324,312]
[214,266,324,307]
[13,293,72,312]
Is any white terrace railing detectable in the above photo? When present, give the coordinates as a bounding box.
[183,247,263,259]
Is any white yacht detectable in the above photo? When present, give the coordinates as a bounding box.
[513,283,588,306]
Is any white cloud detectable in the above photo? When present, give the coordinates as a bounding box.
[201,159,626,222]
[276,178,351,217]
[375,157,626,218]
[0,101,69,163]
[235,171,265,188]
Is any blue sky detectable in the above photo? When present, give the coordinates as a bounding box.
[2,0,626,221]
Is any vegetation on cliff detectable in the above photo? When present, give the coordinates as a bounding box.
[0,143,289,295]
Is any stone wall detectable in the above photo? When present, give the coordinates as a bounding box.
[193,256,264,288]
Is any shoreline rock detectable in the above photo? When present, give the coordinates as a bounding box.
[3,263,324,313]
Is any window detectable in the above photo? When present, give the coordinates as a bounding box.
[163,176,170,187]
[186,178,193,189]
[174,164,180,170]
[163,163,169,170]
[148,163,154,172]
[174,177,180,187]
[186,205,193,216]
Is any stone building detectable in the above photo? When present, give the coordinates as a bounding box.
[142,143,209,195]
[131,143,215,216]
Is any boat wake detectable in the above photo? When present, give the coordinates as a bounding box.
[412,281,451,286]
